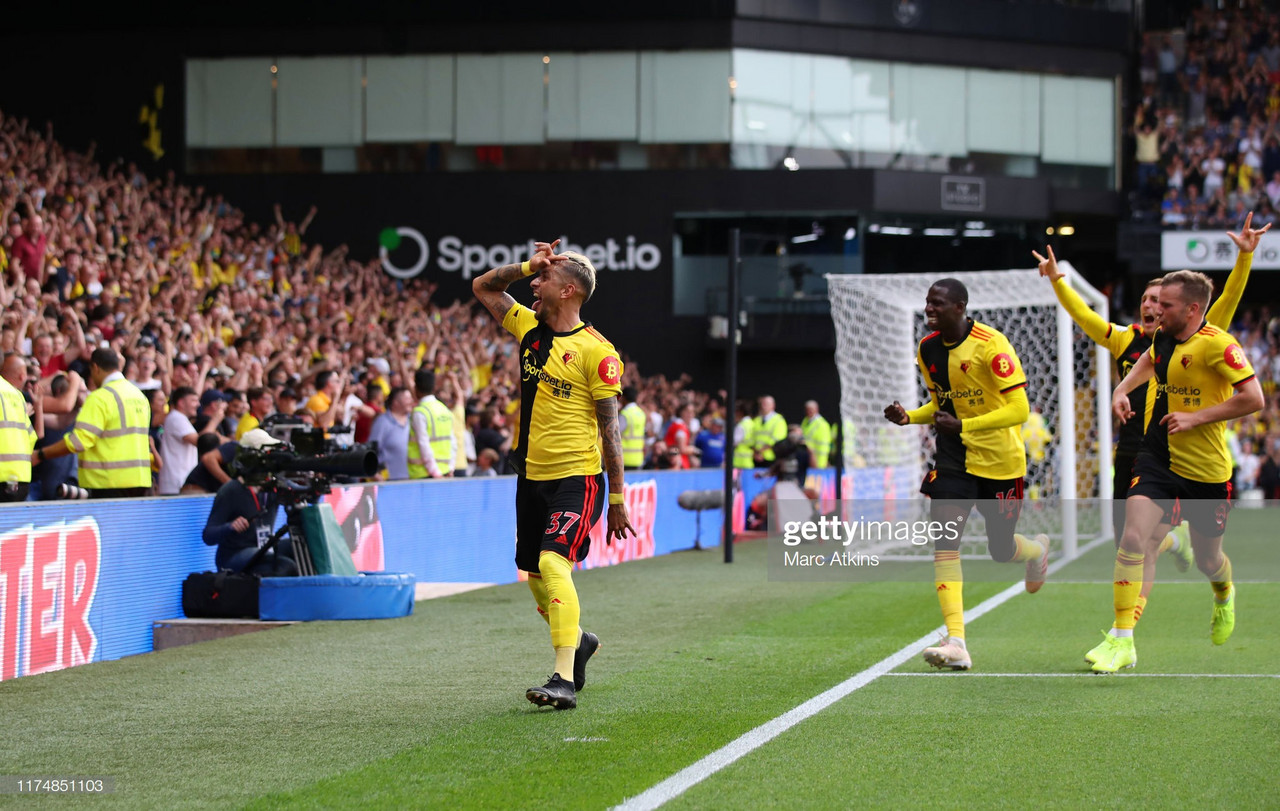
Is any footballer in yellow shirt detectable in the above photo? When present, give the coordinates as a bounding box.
[884,278,1048,672]
[473,238,635,710]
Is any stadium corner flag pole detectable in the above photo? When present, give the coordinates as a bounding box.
[723,227,740,564]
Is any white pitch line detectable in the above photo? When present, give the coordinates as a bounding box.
[612,534,1111,811]
[1029,580,1278,585]
[885,672,1280,679]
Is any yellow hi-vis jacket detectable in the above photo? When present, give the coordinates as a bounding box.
[0,377,36,483]
[733,416,757,469]
[66,374,152,490]
[751,411,787,463]
[620,402,647,468]
[801,414,832,468]
[408,396,455,478]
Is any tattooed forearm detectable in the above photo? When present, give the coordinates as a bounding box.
[472,264,521,321]
[479,264,526,291]
[596,396,625,493]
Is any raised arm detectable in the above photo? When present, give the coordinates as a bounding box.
[1210,211,1270,328]
[1034,246,1112,345]
[63,309,88,365]
[472,266,523,323]
[471,240,561,323]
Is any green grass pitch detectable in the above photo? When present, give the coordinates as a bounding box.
[1,510,1276,809]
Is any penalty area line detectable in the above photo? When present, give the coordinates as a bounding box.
[612,534,1112,811]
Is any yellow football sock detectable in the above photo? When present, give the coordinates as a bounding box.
[1208,555,1233,602]
[1011,533,1045,563]
[1156,533,1174,556]
[555,646,575,681]
[539,551,581,679]
[1113,550,1144,630]
[528,573,551,625]
[934,550,964,640]
[528,573,584,646]
[1133,594,1148,624]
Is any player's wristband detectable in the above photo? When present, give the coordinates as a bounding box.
[609,492,624,505]
[520,260,535,276]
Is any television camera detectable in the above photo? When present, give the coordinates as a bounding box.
[229,426,379,575]
[230,425,378,505]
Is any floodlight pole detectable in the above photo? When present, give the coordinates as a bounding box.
[723,227,740,564]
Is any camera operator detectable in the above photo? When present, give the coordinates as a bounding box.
[202,429,297,576]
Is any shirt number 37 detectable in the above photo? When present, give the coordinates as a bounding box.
[545,511,582,538]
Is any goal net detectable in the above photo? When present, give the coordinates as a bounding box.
[826,265,1112,560]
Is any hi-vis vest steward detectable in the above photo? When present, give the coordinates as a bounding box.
[408,396,455,478]
[733,416,757,469]
[66,376,152,490]
[801,414,832,469]
[0,377,36,483]
[752,411,787,463]
[620,402,647,468]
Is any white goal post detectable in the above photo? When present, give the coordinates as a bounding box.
[826,264,1113,557]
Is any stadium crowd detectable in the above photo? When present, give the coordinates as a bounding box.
[1126,0,1280,497]
[0,110,838,500]
[1133,1,1280,230]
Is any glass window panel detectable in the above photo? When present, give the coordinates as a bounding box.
[366,55,454,142]
[809,54,853,152]
[1042,75,1114,167]
[848,59,893,153]
[456,55,502,145]
[456,53,545,145]
[891,64,967,157]
[639,50,731,143]
[276,57,363,147]
[1041,76,1075,163]
[1075,77,1115,167]
[188,58,274,148]
[967,68,1040,156]
[732,49,807,147]
[548,52,638,141]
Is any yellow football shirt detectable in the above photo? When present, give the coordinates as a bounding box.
[1143,323,1256,483]
[917,320,1028,480]
[502,303,623,480]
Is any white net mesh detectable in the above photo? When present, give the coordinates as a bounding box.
[826,268,1106,556]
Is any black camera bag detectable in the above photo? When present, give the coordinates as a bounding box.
[182,571,260,619]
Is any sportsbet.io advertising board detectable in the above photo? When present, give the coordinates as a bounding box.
[378,228,663,280]
[1161,230,1280,270]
